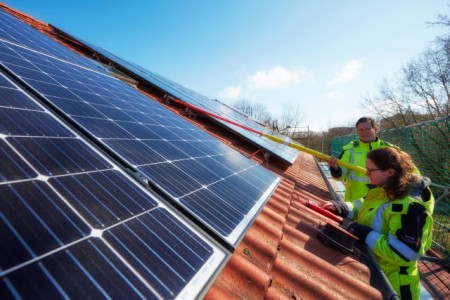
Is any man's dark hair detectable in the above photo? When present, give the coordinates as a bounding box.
[356,116,378,129]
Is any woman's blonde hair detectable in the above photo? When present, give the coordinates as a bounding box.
[367,147,418,199]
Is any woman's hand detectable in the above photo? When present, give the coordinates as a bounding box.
[321,201,337,211]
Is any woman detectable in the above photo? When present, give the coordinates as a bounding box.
[323,147,434,300]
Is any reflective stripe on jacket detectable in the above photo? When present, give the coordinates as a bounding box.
[347,180,434,300]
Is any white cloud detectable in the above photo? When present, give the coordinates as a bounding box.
[217,85,242,100]
[328,59,364,85]
[247,66,302,90]
[325,91,344,99]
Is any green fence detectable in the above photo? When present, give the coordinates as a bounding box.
[330,116,450,257]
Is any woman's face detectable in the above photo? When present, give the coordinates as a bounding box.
[366,158,394,186]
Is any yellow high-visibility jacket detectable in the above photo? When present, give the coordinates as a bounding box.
[344,179,434,300]
[330,138,398,202]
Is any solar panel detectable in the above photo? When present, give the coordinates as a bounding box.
[0,72,226,299]
[0,8,280,248]
[73,41,299,164]
[0,9,108,72]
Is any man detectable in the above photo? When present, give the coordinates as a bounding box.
[326,117,398,202]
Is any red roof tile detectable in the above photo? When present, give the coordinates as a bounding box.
[205,153,382,299]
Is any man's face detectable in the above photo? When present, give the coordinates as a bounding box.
[356,121,377,142]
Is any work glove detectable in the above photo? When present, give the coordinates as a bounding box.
[329,200,349,217]
[341,218,353,229]
[345,221,373,242]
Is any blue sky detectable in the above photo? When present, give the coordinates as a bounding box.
[3,1,448,131]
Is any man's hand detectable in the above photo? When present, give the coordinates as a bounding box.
[325,156,339,170]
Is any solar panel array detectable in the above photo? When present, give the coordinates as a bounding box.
[79,44,300,164]
[0,8,281,299]
[0,71,225,299]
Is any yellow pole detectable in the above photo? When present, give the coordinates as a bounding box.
[262,134,367,175]
[172,98,367,174]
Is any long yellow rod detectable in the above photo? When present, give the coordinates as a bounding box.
[261,133,367,175]
[174,99,367,175]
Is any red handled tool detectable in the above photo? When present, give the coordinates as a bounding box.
[305,200,343,223]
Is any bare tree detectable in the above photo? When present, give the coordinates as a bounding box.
[252,103,273,124]
[279,102,304,132]
[360,14,450,128]
[233,99,254,116]
[429,13,450,51]
[401,48,450,118]
[232,99,273,124]
[356,15,450,196]
[360,78,409,128]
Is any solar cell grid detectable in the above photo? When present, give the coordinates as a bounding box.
[0,139,37,181]
[79,44,299,163]
[0,9,107,71]
[8,137,112,175]
[0,73,226,299]
[0,37,280,245]
[1,239,155,299]
[0,104,72,136]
